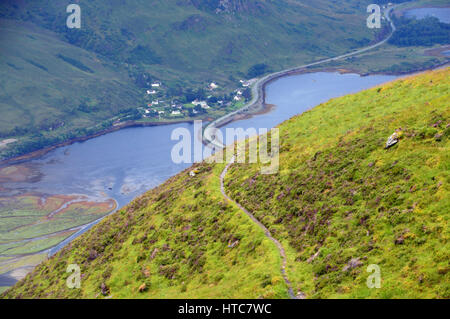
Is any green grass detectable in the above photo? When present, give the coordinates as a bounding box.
[3,67,448,299]
[225,67,449,298]
[0,18,143,160]
[1,164,286,298]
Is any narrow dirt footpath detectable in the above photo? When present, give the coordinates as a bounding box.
[215,4,400,300]
[220,156,302,299]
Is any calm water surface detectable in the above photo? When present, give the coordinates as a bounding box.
[404,7,450,24]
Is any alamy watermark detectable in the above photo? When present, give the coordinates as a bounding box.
[66,4,81,29]
[171,121,279,174]
[366,264,381,289]
[66,263,81,289]
[367,4,381,29]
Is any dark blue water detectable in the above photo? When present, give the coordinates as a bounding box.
[404,7,450,24]
[18,123,195,207]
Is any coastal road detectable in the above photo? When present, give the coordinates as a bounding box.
[204,4,398,147]
[214,4,399,299]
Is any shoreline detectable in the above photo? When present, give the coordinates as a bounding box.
[202,2,450,147]
[0,4,402,164]
[2,60,448,167]
[394,3,450,17]
[0,118,202,166]
[2,4,449,165]
[202,60,449,147]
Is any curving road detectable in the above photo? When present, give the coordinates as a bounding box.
[204,5,397,149]
[213,5,399,299]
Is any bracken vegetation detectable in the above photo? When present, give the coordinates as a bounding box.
[225,67,449,298]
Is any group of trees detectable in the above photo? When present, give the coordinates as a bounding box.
[247,63,271,78]
[389,16,450,47]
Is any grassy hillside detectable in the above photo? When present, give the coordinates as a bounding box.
[2,67,448,299]
[0,19,141,135]
[225,67,449,298]
[1,163,288,298]
[1,0,375,80]
[0,18,144,160]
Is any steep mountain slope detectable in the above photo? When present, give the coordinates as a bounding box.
[225,67,450,298]
[2,68,448,299]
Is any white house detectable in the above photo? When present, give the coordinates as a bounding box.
[234,95,241,101]
[146,90,157,94]
[151,83,161,87]
[209,82,218,89]
[171,110,181,115]
[192,100,209,108]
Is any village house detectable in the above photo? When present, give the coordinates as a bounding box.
[192,99,210,109]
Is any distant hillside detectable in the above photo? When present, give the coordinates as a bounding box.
[3,67,448,299]
[0,0,380,160]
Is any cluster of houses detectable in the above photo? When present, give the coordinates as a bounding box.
[144,99,186,117]
[140,77,255,120]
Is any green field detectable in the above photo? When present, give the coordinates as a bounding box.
[3,67,448,299]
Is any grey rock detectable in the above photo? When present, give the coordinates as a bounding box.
[385,132,399,149]
[342,257,363,272]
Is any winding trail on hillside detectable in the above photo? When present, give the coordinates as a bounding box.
[214,5,399,299]
[220,156,299,299]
